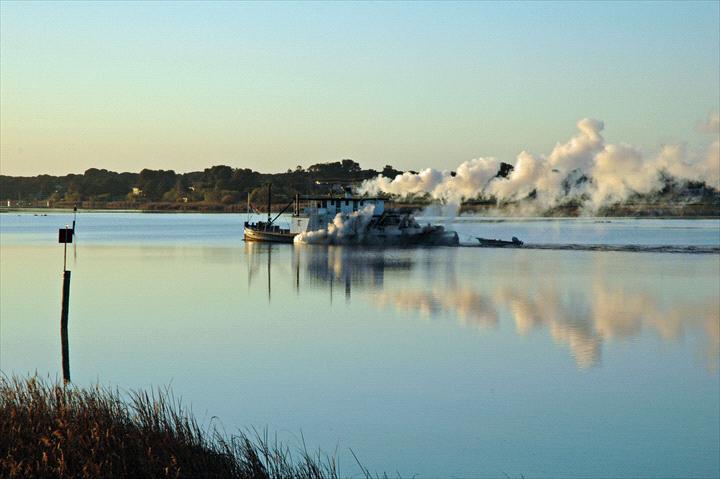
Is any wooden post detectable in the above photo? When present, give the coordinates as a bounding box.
[60,270,71,383]
[58,225,73,383]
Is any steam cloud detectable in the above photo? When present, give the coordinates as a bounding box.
[294,205,376,245]
[361,115,720,213]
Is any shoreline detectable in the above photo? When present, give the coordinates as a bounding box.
[2,206,718,220]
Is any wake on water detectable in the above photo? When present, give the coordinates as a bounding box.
[460,242,720,254]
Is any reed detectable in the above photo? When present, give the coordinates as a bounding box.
[0,375,347,479]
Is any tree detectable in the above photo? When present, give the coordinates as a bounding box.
[495,162,514,179]
[381,165,402,178]
[341,159,361,173]
[228,168,261,194]
[137,169,177,201]
[202,165,233,190]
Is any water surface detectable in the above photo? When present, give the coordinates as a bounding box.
[1,212,718,478]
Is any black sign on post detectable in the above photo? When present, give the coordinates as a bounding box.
[58,228,74,243]
[59,226,73,271]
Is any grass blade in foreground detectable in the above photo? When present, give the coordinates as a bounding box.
[0,375,358,479]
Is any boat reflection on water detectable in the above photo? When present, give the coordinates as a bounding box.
[245,244,719,371]
[244,241,277,302]
[293,245,414,299]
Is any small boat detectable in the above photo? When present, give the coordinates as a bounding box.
[476,236,524,247]
[244,184,298,243]
[243,221,297,243]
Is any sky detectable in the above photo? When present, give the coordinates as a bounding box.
[1,1,718,176]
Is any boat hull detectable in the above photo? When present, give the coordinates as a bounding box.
[476,237,524,247]
[244,227,297,243]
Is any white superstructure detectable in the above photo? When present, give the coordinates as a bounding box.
[291,194,458,246]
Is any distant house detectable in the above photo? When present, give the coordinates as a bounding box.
[131,187,143,196]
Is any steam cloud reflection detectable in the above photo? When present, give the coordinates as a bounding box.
[287,246,719,371]
[374,281,718,370]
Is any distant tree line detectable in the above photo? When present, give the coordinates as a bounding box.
[0,160,406,210]
[2,159,718,216]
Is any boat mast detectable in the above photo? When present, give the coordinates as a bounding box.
[267,183,272,224]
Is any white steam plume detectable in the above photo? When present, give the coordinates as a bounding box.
[294,205,375,245]
[360,115,720,212]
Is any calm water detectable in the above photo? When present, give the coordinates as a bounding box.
[1,211,719,478]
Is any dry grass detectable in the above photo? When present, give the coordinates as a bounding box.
[0,375,347,479]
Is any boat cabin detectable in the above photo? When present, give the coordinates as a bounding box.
[289,195,385,234]
[299,196,384,217]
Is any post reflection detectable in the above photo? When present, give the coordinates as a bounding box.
[247,244,719,371]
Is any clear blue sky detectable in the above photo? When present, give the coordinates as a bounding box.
[1,1,718,175]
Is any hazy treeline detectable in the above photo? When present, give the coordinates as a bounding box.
[0,160,404,209]
[1,156,718,216]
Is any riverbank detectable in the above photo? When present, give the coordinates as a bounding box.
[2,202,719,217]
[0,376,345,479]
